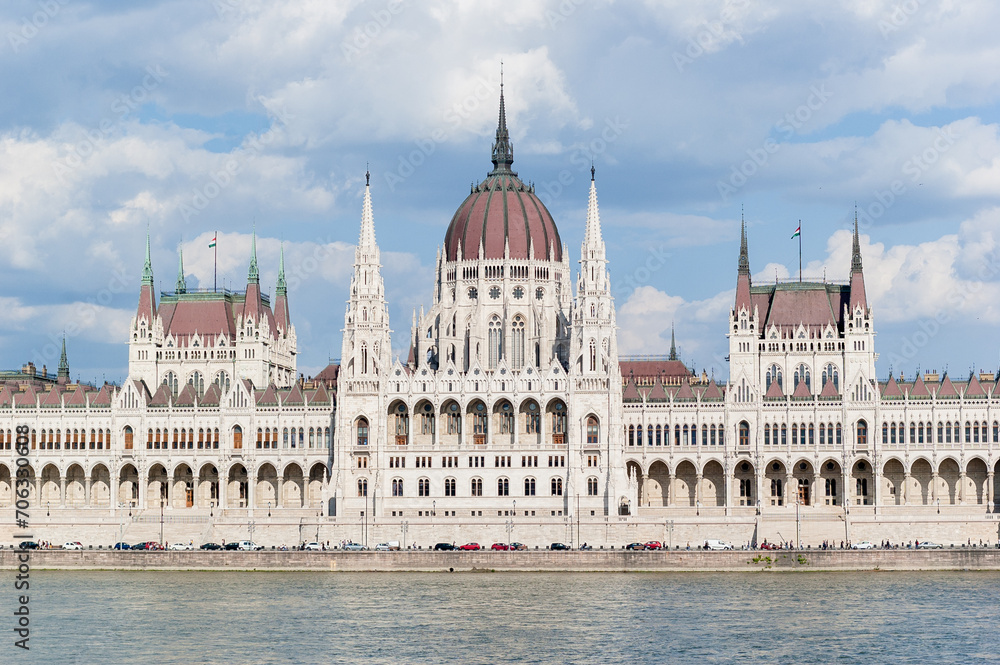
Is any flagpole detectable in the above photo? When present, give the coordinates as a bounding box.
[214,230,218,292]
[798,219,802,283]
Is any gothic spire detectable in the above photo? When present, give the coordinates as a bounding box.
[248,225,259,284]
[583,164,604,249]
[57,336,69,380]
[490,67,514,175]
[669,324,678,361]
[142,228,154,285]
[175,243,187,294]
[738,210,750,277]
[359,169,377,249]
[851,211,863,273]
[276,242,287,296]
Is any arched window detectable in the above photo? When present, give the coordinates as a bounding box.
[357,418,369,446]
[418,478,429,497]
[739,421,750,447]
[163,371,179,397]
[587,477,598,496]
[124,426,133,450]
[444,477,456,497]
[857,421,868,445]
[360,344,368,374]
[589,339,597,372]
[488,317,502,369]
[498,477,509,496]
[232,425,243,449]
[358,479,368,497]
[392,478,404,497]
[511,317,525,370]
[587,416,599,445]
[764,424,771,445]
[189,371,205,397]
[793,364,811,390]
[766,365,782,390]
[550,477,563,496]
[471,478,483,496]
[524,478,536,496]
[214,371,230,393]
[822,364,839,390]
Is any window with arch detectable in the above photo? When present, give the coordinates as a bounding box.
[524,477,536,496]
[589,339,597,372]
[488,317,502,369]
[188,371,205,397]
[392,404,409,436]
[418,478,429,497]
[392,478,404,497]
[587,477,598,496]
[738,421,750,447]
[358,479,368,497]
[124,426,134,450]
[587,416,599,445]
[357,418,369,446]
[214,371,231,393]
[511,317,525,370]
[765,364,782,390]
[444,477,457,497]
[822,363,839,390]
[232,425,243,449]
[162,371,179,397]
[551,477,563,496]
[471,478,483,496]
[793,364,811,390]
[498,477,509,496]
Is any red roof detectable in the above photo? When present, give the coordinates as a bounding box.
[764,379,784,399]
[619,360,693,382]
[623,379,641,402]
[760,283,847,332]
[882,375,903,398]
[444,173,562,262]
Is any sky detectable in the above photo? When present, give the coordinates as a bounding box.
[2,0,1000,386]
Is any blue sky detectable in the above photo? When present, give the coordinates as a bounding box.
[2,0,1000,385]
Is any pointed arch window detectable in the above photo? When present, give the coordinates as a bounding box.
[488,317,502,370]
[511,316,525,370]
[766,365,782,390]
[589,339,597,372]
[822,363,839,390]
[793,364,811,390]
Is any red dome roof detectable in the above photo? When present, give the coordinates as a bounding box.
[443,85,562,263]
[444,173,562,262]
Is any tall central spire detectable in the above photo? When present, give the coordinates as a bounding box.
[738,212,750,277]
[276,242,287,296]
[490,65,515,175]
[359,169,377,250]
[248,225,259,284]
[142,229,154,285]
[176,243,187,294]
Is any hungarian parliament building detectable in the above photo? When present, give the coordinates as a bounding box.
[1,90,997,541]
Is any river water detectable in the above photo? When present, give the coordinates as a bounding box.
[9,571,1000,663]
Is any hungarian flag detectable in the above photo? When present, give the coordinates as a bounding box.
[209,235,216,248]
[790,225,800,239]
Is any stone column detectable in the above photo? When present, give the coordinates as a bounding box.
[668,472,676,507]
[785,473,793,507]
[218,469,227,511]
[695,473,703,508]
[248,467,256,510]
[958,471,967,505]
[192,475,200,509]
[756,469,765,508]
[59,475,66,507]
[167,472,175,509]
[85,476,92,508]
[843,471,851,508]
[931,472,939,504]
[987,471,995,510]
[641,473,649,506]
[277,475,284,508]
[138,470,147,510]
[813,473,821,507]
[902,473,911,505]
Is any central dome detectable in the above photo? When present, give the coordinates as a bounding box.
[443,88,562,263]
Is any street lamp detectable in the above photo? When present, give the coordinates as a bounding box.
[401,521,409,549]
[268,501,271,518]
[160,497,165,546]
[936,498,940,515]
[666,520,674,550]
[696,500,701,517]
[432,500,436,517]
[248,519,256,543]
[210,500,214,518]
[46,501,50,517]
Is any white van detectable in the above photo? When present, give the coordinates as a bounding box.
[705,539,734,550]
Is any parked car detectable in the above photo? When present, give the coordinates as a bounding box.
[491,543,510,551]
[625,542,645,550]
[113,542,130,550]
[223,542,240,550]
[18,541,38,550]
[459,542,481,551]
[343,542,365,551]
[375,543,391,551]
[706,540,735,550]
[852,541,877,550]
[644,541,663,550]
[550,543,570,550]
[62,541,84,550]
[168,543,194,551]
[917,541,944,549]
[237,540,263,551]
[200,543,222,550]
[433,542,455,551]
[508,542,527,551]
[304,542,323,551]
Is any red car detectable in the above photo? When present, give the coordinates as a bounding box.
[490,543,509,551]
[459,543,481,551]
[644,541,663,550]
